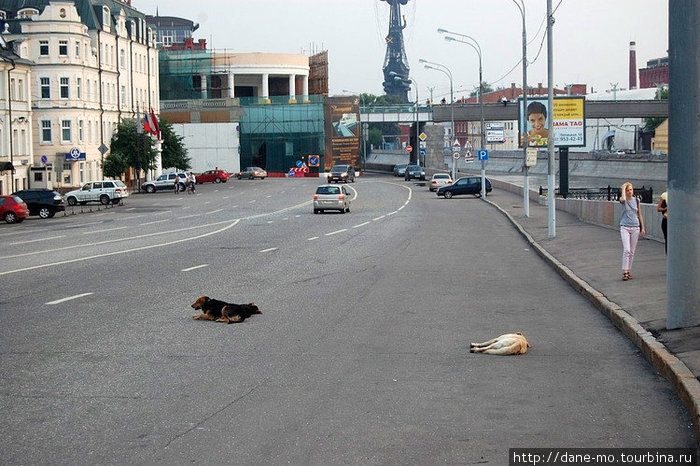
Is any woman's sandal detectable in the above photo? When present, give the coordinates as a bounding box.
[623,272,630,281]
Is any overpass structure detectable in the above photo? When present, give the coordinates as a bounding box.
[359,104,433,123]
[357,100,668,123]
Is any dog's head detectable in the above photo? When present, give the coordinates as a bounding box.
[248,303,262,314]
[191,296,209,310]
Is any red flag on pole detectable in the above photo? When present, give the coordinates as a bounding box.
[149,108,161,139]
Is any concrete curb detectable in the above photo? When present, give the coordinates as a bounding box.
[484,196,700,444]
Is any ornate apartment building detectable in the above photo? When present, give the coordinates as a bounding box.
[0,0,158,193]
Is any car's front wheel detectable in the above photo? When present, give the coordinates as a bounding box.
[100,194,110,205]
[444,191,454,199]
[67,196,77,206]
[146,185,156,193]
[38,207,53,219]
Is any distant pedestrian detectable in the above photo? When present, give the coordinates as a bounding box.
[657,191,668,254]
[619,182,646,281]
[188,172,196,193]
[174,174,181,194]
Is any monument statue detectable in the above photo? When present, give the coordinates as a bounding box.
[380,0,411,102]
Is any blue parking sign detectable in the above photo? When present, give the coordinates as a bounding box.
[477,149,489,161]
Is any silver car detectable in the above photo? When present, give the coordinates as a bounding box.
[313,184,351,214]
[64,180,129,206]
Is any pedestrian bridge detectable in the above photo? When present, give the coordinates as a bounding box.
[358,100,668,123]
[360,105,432,123]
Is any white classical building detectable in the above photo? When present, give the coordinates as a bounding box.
[0,0,159,192]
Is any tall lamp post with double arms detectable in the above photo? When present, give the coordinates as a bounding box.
[439,28,488,198]
[419,59,455,179]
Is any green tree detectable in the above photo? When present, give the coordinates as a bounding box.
[159,119,191,170]
[642,86,669,134]
[105,119,159,179]
[469,81,494,99]
[368,127,383,148]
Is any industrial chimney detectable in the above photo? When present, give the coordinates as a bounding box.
[629,41,638,90]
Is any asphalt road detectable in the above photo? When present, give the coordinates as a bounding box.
[0,174,694,465]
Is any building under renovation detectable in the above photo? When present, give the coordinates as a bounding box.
[154,28,338,175]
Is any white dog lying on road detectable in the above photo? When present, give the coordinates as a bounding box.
[470,332,531,355]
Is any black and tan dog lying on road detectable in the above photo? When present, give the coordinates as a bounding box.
[191,296,261,324]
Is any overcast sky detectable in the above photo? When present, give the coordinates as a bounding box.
[131,0,669,102]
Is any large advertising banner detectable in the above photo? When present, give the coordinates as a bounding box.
[518,96,586,148]
[324,96,361,170]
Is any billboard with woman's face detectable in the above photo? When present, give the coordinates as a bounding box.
[518,96,586,148]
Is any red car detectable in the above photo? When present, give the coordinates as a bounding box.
[195,169,229,184]
[0,195,30,224]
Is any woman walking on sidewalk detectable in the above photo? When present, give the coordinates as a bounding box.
[619,182,646,281]
[657,191,668,254]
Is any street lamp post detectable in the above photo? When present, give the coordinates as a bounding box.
[440,29,487,198]
[420,58,455,179]
[513,0,530,216]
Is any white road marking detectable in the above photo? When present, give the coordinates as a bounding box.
[0,220,241,276]
[9,235,67,245]
[325,229,347,236]
[373,215,386,221]
[83,227,128,235]
[182,264,209,272]
[260,247,278,253]
[307,236,319,241]
[353,222,370,228]
[140,219,170,226]
[46,292,94,305]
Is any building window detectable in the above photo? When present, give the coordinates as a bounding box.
[17,79,23,101]
[78,120,84,142]
[39,40,49,56]
[41,120,52,143]
[76,78,82,99]
[17,8,38,19]
[60,77,69,99]
[120,49,125,68]
[9,78,15,100]
[75,41,80,58]
[40,77,50,99]
[59,40,68,56]
[61,120,72,142]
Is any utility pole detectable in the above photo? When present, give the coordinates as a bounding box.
[667,0,700,328]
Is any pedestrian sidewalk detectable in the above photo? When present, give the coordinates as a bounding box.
[485,181,700,443]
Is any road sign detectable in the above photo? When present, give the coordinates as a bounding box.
[98,144,109,155]
[296,160,303,168]
[418,132,427,141]
[41,155,48,165]
[308,155,320,167]
[452,139,461,148]
[406,145,413,153]
[419,149,426,156]
[477,149,489,161]
[526,148,538,167]
[288,170,296,177]
[453,151,461,159]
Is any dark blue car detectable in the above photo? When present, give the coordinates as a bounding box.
[437,176,492,198]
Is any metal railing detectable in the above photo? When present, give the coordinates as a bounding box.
[539,186,654,204]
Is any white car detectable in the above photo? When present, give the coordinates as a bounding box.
[64,180,129,206]
[429,173,453,191]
